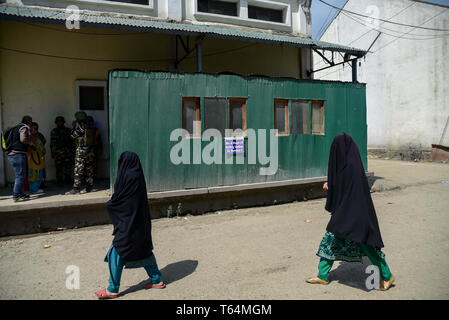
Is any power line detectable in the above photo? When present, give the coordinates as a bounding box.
[318,0,449,32]
[21,21,152,36]
[312,1,447,70]
[342,11,449,41]
[372,7,449,53]
[316,6,449,80]
[312,2,416,68]
[0,43,257,63]
[315,7,336,39]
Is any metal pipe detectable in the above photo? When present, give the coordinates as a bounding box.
[352,59,358,83]
[196,42,202,73]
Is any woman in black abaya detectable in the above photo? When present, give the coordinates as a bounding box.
[306,133,395,291]
[94,151,166,299]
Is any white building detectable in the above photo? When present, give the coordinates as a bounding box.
[313,0,449,159]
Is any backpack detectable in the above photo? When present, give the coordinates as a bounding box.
[1,125,18,153]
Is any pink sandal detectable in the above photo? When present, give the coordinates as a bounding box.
[94,289,119,299]
[143,281,166,289]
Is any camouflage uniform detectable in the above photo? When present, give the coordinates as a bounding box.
[50,124,73,185]
[71,116,96,191]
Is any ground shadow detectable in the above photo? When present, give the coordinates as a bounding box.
[367,175,384,191]
[118,259,198,297]
[0,179,110,199]
[328,257,375,292]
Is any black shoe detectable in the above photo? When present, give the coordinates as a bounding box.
[20,193,31,199]
[65,188,80,195]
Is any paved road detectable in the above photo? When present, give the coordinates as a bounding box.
[0,159,448,300]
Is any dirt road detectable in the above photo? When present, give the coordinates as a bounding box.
[0,159,448,299]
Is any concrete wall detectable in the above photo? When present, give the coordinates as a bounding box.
[313,0,449,157]
[0,20,303,184]
[5,0,312,36]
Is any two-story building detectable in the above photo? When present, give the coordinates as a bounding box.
[0,0,366,201]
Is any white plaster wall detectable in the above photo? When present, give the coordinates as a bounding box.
[313,0,449,151]
[5,0,312,36]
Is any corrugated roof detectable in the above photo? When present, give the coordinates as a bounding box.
[0,4,366,56]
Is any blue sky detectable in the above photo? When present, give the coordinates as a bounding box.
[312,0,449,39]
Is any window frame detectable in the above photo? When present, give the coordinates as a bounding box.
[248,4,284,24]
[273,98,289,136]
[182,97,201,138]
[197,0,239,17]
[290,99,311,135]
[203,97,228,137]
[77,0,154,10]
[228,97,247,137]
[311,99,325,135]
[75,80,108,111]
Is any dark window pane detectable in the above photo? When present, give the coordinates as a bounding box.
[198,0,238,17]
[275,101,286,133]
[230,100,243,131]
[183,100,197,135]
[204,98,226,136]
[79,86,104,111]
[106,0,149,5]
[312,101,324,134]
[248,5,283,23]
[291,100,309,134]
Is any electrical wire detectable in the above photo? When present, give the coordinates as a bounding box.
[21,21,153,36]
[315,6,336,39]
[0,43,258,63]
[318,0,449,32]
[312,2,416,68]
[341,11,449,41]
[312,1,448,71]
[316,6,448,79]
[372,7,449,53]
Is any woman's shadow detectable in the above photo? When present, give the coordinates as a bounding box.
[118,260,198,297]
[328,257,390,292]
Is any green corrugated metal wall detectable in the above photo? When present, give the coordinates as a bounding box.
[109,71,367,192]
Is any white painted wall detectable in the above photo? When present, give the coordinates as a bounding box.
[5,0,312,36]
[313,0,449,152]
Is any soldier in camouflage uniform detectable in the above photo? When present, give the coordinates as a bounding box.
[66,111,96,195]
[50,116,73,186]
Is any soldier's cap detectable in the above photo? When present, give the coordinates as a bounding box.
[75,111,87,121]
[22,115,32,124]
[55,116,65,124]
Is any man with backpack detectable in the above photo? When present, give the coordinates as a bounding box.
[3,116,33,202]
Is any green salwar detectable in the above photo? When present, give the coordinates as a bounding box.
[316,232,392,281]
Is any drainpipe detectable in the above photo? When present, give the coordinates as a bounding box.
[352,59,358,83]
[196,41,202,73]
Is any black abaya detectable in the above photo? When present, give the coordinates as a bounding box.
[105,151,153,261]
[325,133,384,248]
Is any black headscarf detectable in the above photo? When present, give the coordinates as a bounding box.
[105,151,153,261]
[325,133,384,248]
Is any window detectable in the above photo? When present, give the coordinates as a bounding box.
[311,100,325,135]
[274,99,289,135]
[204,98,227,136]
[291,100,309,135]
[106,0,149,4]
[248,5,283,23]
[182,97,201,137]
[229,98,247,135]
[198,0,238,17]
[79,86,105,111]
